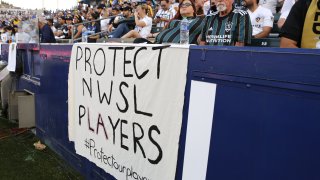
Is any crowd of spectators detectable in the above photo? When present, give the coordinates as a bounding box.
[0,5,40,43]
[0,0,318,48]
[40,0,275,45]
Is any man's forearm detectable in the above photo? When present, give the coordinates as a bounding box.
[280,37,298,48]
[254,31,269,38]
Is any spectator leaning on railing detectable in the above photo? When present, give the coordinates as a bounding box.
[46,18,57,34]
[54,16,68,39]
[108,5,122,32]
[73,14,86,40]
[38,17,56,43]
[108,6,135,38]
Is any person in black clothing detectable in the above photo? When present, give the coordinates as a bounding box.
[38,19,56,43]
[54,16,68,38]
[64,15,74,39]
[108,6,135,38]
[280,0,316,48]
[73,15,85,40]
[108,6,122,32]
[97,4,106,16]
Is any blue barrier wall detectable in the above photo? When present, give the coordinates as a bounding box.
[1,44,9,62]
[14,44,320,180]
[177,46,320,180]
[15,44,114,179]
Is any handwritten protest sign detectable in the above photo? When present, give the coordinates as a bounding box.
[68,43,189,180]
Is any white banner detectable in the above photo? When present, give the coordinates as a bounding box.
[7,43,17,72]
[68,43,189,180]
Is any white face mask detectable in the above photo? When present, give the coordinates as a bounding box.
[216,2,227,12]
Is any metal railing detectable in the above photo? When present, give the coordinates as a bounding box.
[70,15,119,43]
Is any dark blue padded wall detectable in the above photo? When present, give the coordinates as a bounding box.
[14,44,320,180]
[16,44,116,179]
[176,46,320,180]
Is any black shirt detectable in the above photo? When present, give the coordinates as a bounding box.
[118,16,135,30]
[40,24,56,43]
[58,24,70,39]
[280,0,311,47]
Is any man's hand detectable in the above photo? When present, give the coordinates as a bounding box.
[199,41,206,45]
[154,17,160,23]
[134,12,139,18]
[254,26,272,39]
[235,42,244,46]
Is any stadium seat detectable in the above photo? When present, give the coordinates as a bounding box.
[267,13,281,38]
[249,38,280,47]
[271,23,280,33]
[151,27,163,34]
[268,23,280,38]
[273,13,281,23]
